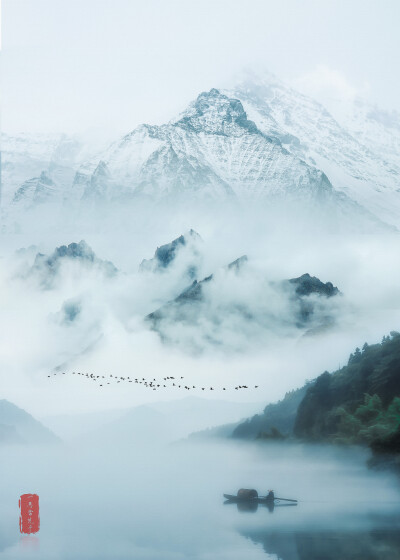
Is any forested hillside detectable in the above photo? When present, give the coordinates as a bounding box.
[232,332,400,467]
[294,332,400,459]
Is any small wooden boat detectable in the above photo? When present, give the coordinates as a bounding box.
[223,489,297,504]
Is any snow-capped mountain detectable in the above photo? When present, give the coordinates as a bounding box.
[227,72,400,226]
[66,88,334,205]
[1,132,105,208]
[2,133,82,206]
[3,72,400,227]
[13,171,58,208]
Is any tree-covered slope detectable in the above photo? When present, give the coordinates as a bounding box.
[230,332,400,466]
[232,384,310,439]
[294,332,400,457]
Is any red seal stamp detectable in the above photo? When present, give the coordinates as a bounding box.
[19,494,40,534]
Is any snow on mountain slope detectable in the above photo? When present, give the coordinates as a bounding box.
[226,72,400,226]
[2,133,65,206]
[13,171,59,208]
[324,97,400,225]
[68,89,335,204]
[1,132,96,207]
[3,74,399,229]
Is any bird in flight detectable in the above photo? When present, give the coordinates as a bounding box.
[47,370,260,393]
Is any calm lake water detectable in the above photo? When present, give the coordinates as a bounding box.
[1,439,400,559]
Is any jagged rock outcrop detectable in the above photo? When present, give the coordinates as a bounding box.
[140,229,202,277]
[287,273,340,326]
[29,240,117,288]
[146,254,248,327]
[289,273,339,298]
[146,253,340,348]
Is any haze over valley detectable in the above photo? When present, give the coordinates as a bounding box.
[2,2,400,557]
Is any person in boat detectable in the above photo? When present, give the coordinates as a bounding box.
[266,490,275,501]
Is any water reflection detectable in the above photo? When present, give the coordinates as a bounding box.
[224,500,298,513]
[243,526,400,560]
[19,536,40,551]
[0,440,399,559]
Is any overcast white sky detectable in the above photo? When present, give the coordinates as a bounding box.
[2,0,400,136]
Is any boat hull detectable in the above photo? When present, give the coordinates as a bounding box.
[223,493,273,504]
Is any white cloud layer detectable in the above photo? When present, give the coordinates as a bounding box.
[1,201,400,417]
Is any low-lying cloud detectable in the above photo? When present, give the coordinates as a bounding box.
[1,199,400,416]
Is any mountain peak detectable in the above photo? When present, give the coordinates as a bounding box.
[140,229,202,274]
[175,88,259,136]
[53,240,96,261]
[30,240,118,288]
[289,273,339,298]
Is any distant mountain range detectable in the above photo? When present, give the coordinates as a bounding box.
[0,399,60,445]
[3,72,400,228]
[59,397,264,445]
[144,232,341,349]
[13,232,342,355]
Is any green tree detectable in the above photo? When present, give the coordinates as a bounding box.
[355,394,383,424]
[386,397,400,430]
[335,406,362,443]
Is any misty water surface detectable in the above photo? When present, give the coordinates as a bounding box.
[1,439,400,560]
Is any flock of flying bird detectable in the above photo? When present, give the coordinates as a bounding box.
[47,371,259,392]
